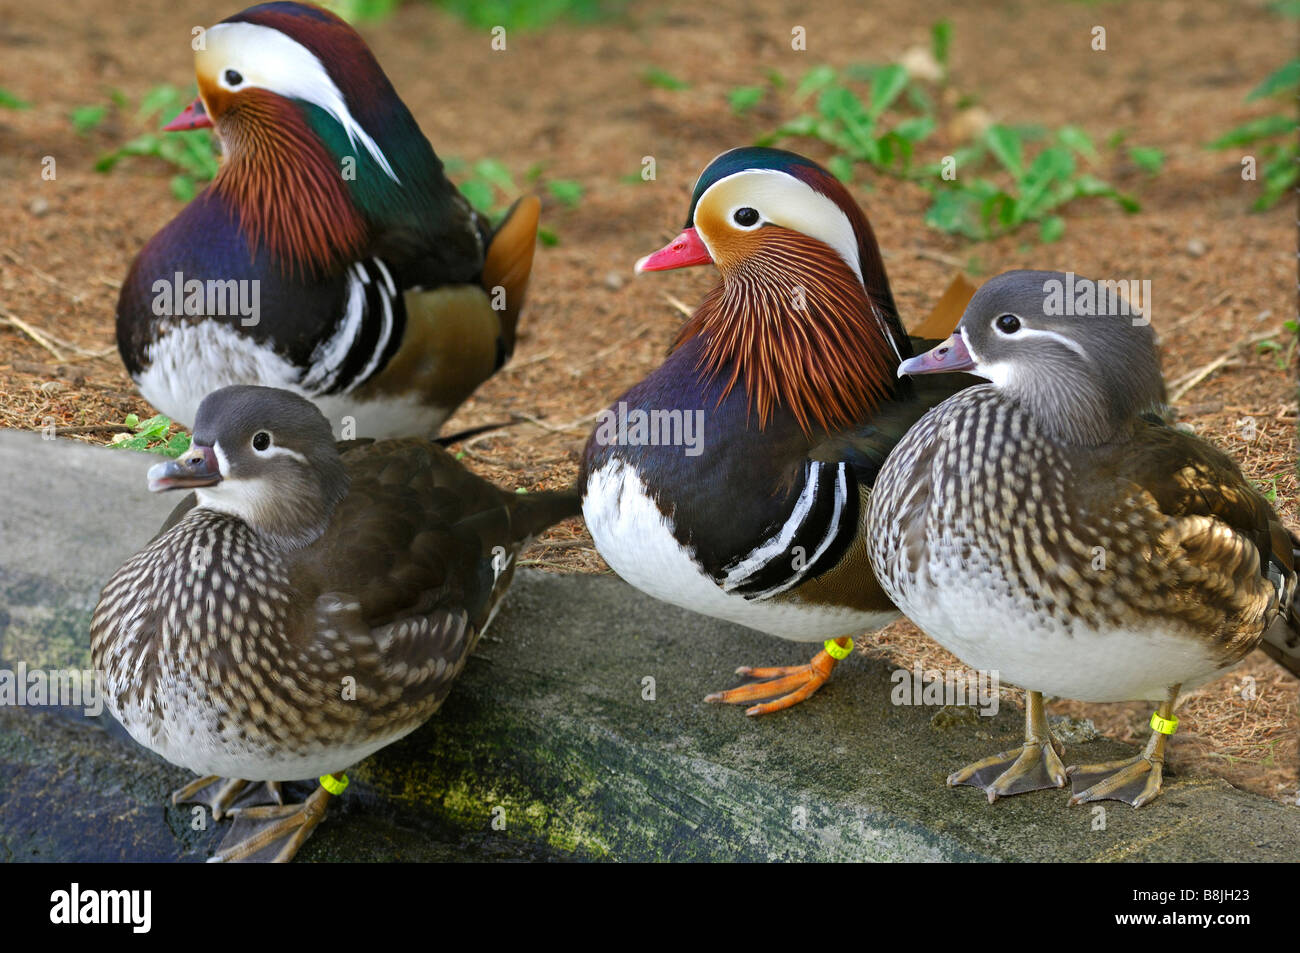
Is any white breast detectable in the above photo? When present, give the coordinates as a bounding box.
[888,539,1231,702]
[583,458,892,641]
[135,322,447,438]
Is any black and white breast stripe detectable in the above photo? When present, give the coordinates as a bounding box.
[718,461,858,601]
[300,259,407,396]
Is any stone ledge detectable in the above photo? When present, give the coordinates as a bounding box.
[1,429,1297,862]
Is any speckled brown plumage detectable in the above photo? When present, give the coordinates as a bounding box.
[874,387,1281,671]
[91,387,577,790]
[866,269,1298,807]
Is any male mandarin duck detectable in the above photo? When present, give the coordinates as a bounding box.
[866,271,1300,807]
[91,385,578,861]
[578,147,978,715]
[116,2,539,438]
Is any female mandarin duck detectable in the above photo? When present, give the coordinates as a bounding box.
[579,147,976,715]
[116,2,539,438]
[92,385,578,861]
[867,271,1300,806]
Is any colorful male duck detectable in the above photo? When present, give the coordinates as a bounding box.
[867,270,1300,806]
[579,147,975,714]
[116,2,539,437]
[91,385,578,861]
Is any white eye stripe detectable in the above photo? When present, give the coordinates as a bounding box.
[1003,326,1090,359]
[255,443,310,465]
[698,169,861,282]
[207,21,399,184]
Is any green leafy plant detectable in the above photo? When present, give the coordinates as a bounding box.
[95,85,219,202]
[0,88,31,110]
[326,0,623,29]
[1209,57,1299,210]
[761,64,936,181]
[447,157,573,245]
[446,156,519,220]
[108,414,192,457]
[924,125,1137,242]
[1256,318,1299,370]
[433,0,620,30]
[760,24,1143,243]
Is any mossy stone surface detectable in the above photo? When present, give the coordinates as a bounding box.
[2,430,1298,862]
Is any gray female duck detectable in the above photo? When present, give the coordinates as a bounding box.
[866,270,1299,807]
[91,385,576,860]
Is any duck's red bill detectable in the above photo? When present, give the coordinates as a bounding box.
[898,333,976,377]
[163,97,213,132]
[634,227,712,272]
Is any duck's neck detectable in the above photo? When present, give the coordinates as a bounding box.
[214,94,370,278]
[672,230,905,435]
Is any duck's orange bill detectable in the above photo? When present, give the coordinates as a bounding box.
[634,227,712,272]
[163,97,213,132]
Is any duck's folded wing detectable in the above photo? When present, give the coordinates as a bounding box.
[1115,420,1297,668]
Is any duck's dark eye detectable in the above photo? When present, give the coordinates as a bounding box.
[995,314,1021,334]
[252,431,271,451]
[224,69,244,87]
[733,207,760,227]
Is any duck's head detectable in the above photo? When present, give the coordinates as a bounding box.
[164,2,441,273]
[148,385,349,549]
[901,269,1165,445]
[637,147,908,436]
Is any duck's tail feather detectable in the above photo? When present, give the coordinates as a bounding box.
[1260,523,1300,677]
[481,195,541,365]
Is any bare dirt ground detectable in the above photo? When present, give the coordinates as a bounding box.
[1,0,1296,803]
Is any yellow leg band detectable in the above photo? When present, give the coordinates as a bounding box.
[1149,712,1179,735]
[319,773,349,796]
[823,637,854,661]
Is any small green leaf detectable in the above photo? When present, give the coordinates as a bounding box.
[643,68,689,91]
[827,155,855,183]
[458,180,496,215]
[984,126,1024,177]
[1039,215,1066,243]
[1127,145,1165,174]
[794,64,837,100]
[1209,114,1297,148]
[930,19,953,70]
[893,116,936,143]
[1247,58,1300,101]
[0,87,31,110]
[867,64,909,120]
[546,179,583,208]
[70,104,108,134]
[537,227,559,246]
[473,157,517,194]
[1056,125,1097,160]
[169,174,196,203]
[728,85,765,114]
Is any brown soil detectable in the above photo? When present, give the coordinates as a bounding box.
[1,0,1296,804]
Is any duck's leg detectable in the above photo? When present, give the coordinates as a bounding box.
[704,637,852,716]
[207,773,347,863]
[172,776,284,820]
[948,690,1067,802]
[1067,685,1179,808]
